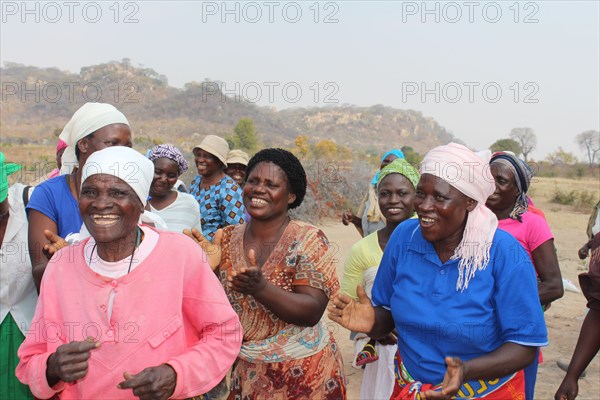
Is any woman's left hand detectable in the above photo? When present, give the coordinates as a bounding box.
[229,249,267,295]
[117,364,176,400]
[421,357,465,400]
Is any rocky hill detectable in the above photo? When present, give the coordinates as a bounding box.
[1,60,458,154]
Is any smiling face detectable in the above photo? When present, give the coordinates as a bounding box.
[225,163,247,186]
[79,174,143,250]
[377,173,416,225]
[193,148,224,178]
[243,162,296,221]
[486,162,519,214]
[150,157,180,198]
[413,173,476,249]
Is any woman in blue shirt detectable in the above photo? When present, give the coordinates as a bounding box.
[329,143,548,400]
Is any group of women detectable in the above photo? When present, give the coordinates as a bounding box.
[1,101,597,399]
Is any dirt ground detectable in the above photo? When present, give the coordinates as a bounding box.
[320,177,600,400]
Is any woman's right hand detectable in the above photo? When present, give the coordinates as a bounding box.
[555,376,579,400]
[578,243,590,260]
[42,229,68,260]
[46,338,100,386]
[341,210,354,226]
[183,228,222,270]
[328,285,376,334]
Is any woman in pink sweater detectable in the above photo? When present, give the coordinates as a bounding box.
[17,146,242,399]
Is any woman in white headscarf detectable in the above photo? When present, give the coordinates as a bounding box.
[330,143,549,400]
[27,103,132,291]
[17,146,241,399]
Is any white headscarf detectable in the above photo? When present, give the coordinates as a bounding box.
[420,143,498,291]
[81,146,153,207]
[59,103,129,174]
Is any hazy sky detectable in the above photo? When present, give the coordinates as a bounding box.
[1,1,598,160]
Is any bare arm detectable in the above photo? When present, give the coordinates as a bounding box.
[555,308,600,400]
[423,343,536,400]
[532,239,564,306]
[229,253,329,327]
[29,209,57,292]
[328,286,395,338]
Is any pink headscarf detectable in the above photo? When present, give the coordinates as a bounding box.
[420,143,498,291]
[56,139,68,154]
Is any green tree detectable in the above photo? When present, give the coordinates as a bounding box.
[489,138,522,155]
[400,146,422,166]
[228,118,260,152]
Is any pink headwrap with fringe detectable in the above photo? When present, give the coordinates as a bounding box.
[420,143,498,291]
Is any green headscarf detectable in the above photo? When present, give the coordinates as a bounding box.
[0,152,22,203]
[377,158,420,190]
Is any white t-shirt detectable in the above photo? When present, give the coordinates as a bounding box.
[149,190,202,233]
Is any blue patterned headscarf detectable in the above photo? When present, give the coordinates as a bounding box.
[370,149,405,186]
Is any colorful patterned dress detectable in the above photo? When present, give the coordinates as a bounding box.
[188,175,245,241]
[219,221,346,400]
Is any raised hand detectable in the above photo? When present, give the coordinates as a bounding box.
[46,337,100,386]
[117,365,177,400]
[183,228,222,270]
[42,229,69,260]
[421,357,465,400]
[341,209,354,226]
[327,285,376,334]
[228,248,267,295]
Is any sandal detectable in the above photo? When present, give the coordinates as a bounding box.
[355,341,379,366]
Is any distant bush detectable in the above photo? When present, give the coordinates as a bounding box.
[550,188,597,212]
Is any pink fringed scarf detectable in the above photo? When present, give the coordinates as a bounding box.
[420,143,498,291]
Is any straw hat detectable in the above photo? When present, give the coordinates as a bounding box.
[193,135,229,166]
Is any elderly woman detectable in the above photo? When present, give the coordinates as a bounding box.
[189,135,245,242]
[342,149,404,237]
[27,102,133,291]
[341,158,419,400]
[147,144,202,232]
[1,153,37,399]
[330,143,548,400]
[193,148,346,399]
[486,151,563,400]
[17,147,242,399]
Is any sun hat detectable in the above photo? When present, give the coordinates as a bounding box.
[194,135,229,166]
[226,149,250,166]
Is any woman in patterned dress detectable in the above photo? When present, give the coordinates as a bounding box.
[192,148,346,399]
[188,135,246,242]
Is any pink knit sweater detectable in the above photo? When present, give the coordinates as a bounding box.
[17,229,242,399]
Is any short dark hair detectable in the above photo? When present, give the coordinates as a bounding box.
[246,148,307,209]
